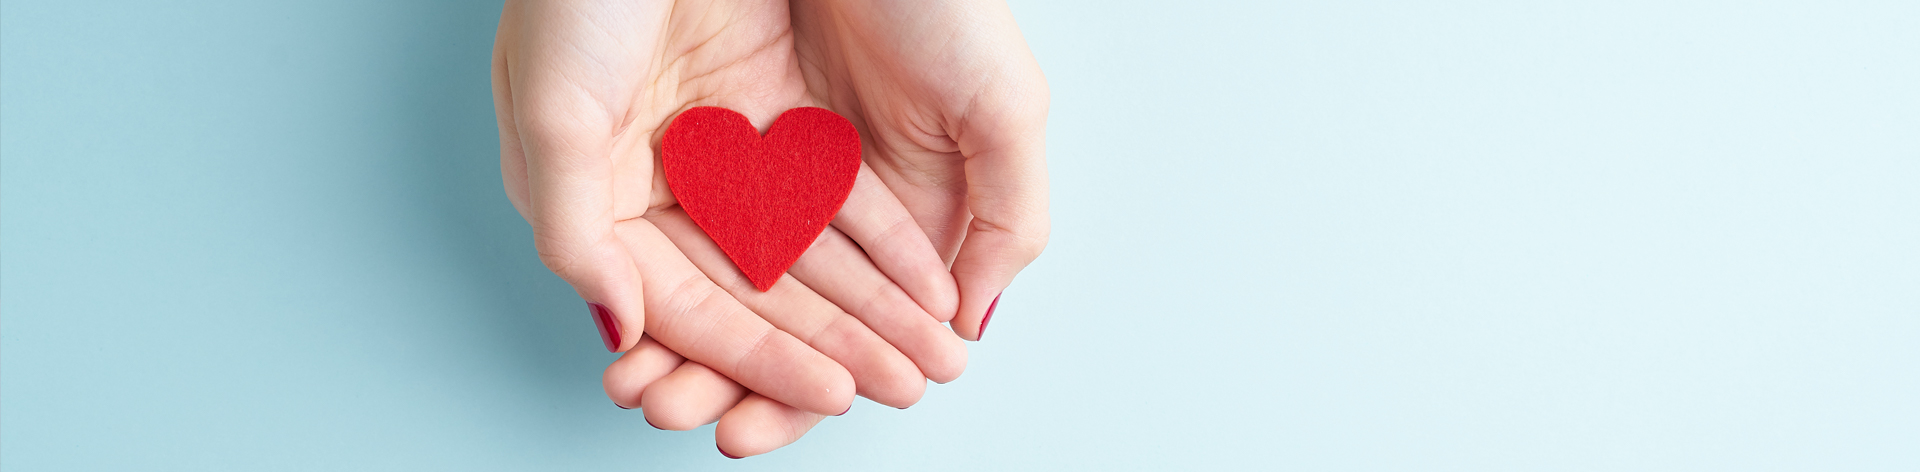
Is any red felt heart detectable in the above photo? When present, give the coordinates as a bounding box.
[661,106,861,291]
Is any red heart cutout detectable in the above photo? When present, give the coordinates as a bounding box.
[661,106,861,291]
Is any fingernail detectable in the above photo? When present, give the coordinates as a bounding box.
[977,293,1002,340]
[719,445,743,459]
[645,417,663,430]
[614,401,632,410]
[838,405,851,416]
[589,302,621,352]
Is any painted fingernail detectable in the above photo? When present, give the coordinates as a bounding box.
[719,445,743,459]
[589,302,621,352]
[645,417,663,430]
[838,405,851,416]
[977,293,1002,340]
[614,401,632,410]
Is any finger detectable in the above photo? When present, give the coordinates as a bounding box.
[790,227,969,383]
[640,362,750,431]
[500,12,652,352]
[715,393,826,459]
[613,218,855,415]
[602,334,683,410]
[832,165,961,322]
[652,208,927,408]
[947,70,1051,342]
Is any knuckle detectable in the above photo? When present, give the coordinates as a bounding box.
[805,229,834,253]
[734,327,781,375]
[851,283,898,323]
[872,216,919,248]
[970,216,1050,260]
[530,223,620,282]
[654,276,722,331]
[654,277,768,362]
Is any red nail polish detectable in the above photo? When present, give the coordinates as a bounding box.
[719,445,743,459]
[614,401,633,410]
[645,417,663,430]
[977,293,1002,340]
[838,405,851,416]
[589,302,621,352]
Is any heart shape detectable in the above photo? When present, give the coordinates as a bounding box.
[661,106,861,291]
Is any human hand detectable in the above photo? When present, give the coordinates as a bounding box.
[491,0,966,417]
[793,0,1052,340]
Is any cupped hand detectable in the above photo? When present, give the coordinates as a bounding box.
[491,0,965,417]
[793,0,1052,340]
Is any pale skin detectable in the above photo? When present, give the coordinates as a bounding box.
[492,0,1048,458]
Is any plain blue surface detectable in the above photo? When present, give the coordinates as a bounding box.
[4,1,1917,470]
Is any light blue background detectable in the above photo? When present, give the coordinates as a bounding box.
[4,0,1916,470]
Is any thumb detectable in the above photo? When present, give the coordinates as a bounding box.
[947,85,1050,341]
[519,101,648,353]
[498,40,647,352]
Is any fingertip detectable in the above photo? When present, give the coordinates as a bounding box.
[949,297,988,342]
[952,324,980,342]
[897,244,961,323]
[639,363,748,431]
[601,336,682,408]
[864,364,929,408]
[556,226,653,353]
[606,341,683,406]
[897,253,962,324]
[715,394,826,458]
[953,292,1003,342]
[944,201,1046,343]
[575,282,645,353]
[978,293,1001,340]
[950,251,1015,342]
[642,410,700,431]
[642,391,733,432]
[790,352,856,417]
[922,274,962,323]
[951,316,983,342]
[543,258,644,351]
[640,401,700,431]
[589,302,622,352]
[608,296,645,354]
[807,361,857,417]
[921,334,970,384]
[823,365,857,416]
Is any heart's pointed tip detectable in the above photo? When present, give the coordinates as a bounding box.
[748,276,777,292]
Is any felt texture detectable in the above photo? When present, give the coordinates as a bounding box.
[661,106,862,291]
